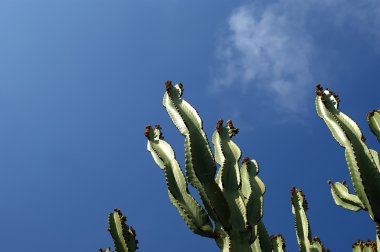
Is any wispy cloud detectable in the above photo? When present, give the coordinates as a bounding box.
[213,0,380,114]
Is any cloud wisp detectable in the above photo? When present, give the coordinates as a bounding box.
[213,0,380,114]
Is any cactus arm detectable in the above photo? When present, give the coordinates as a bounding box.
[146,126,214,237]
[291,188,311,252]
[328,181,366,211]
[270,235,286,252]
[367,110,380,142]
[107,209,138,252]
[257,221,272,252]
[212,120,242,191]
[212,120,246,226]
[315,86,380,221]
[163,81,231,230]
[240,158,265,240]
[369,149,380,172]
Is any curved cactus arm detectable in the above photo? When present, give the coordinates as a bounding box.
[291,188,312,252]
[240,157,265,236]
[270,235,287,252]
[212,119,242,191]
[107,209,138,252]
[328,181,366,212]
[316,85,380,221]
[163,81,231,230]
[146,125,215,237]
[212,120,247,229]
[367,110,380,142]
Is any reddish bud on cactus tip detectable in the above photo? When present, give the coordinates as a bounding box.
[242,156,250,164]
[315,84,324,96]
[165,80,172,91]
[216,119,223,130]
[290,187,296,195]
[154,125,161,129]
[144,125,151,138]
[114,208,120,212]
[178,82,183,90]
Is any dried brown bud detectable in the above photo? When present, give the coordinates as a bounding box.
[290,186,296,196]
[242,157,250,164]
[315,84,324,96]
[216,119,224,131]
[165,80,172,93]
[144,125,151,138]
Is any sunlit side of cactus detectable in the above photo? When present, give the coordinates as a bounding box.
[100,208,138,252]
[315,84,380,250]
[145,81,326,252]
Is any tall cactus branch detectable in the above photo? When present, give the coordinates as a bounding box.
[316,84,380,250]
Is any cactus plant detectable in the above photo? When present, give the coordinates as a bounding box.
[100,208,138,252]
[315,84,380,250]
[144,80,326,252]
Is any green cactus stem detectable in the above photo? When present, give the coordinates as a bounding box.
[367,110,380,142]
[316,84,380,250]
[291,187,328,252]
[146,81,272,252]
[100,208,138,252]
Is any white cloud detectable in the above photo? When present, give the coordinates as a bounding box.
[213,0,380,114]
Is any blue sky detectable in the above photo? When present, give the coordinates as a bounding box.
[1,0,380,251]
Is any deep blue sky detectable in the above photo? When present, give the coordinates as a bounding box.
[1,1,380,251]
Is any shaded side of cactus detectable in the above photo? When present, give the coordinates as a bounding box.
[100,208,138,252]
[316,84,380,250]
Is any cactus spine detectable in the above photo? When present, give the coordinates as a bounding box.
[316,84,380,250]
[100,208,138,252]
[145,81,326,252]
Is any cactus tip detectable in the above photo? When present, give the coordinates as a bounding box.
[216,119,223,131]
[290,186,296,195]
[242,156,250,164]
[327,179,332,185]
[315,84,324,96]
[144,125,151,139]
[165,80,172,93]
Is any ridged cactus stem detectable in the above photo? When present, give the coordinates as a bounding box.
[316,84,380,248]
[146,81,272,252]
[100,208,138,252]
